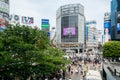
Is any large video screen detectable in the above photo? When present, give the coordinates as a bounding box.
[117,23,120,31]
[63,27,76,36]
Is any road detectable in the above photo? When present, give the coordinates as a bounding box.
[65,60,102,80]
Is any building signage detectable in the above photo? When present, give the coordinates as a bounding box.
[22,16,34,24]
[86,21,96,25]
[104,21,111,28]
[41,19,49,29]
[10,14,34,25]
[117,23,120,31]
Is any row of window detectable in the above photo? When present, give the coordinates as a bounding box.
[0,0,9,4]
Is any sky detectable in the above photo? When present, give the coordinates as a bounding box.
[10,0,111,30]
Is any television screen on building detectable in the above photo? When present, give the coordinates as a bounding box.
[63,27,76,36]
[117,23,120,31]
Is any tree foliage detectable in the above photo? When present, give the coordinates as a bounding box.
[103,41,120,58]
[0,24,70,79]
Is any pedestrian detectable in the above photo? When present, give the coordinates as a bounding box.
[68,65,71,73]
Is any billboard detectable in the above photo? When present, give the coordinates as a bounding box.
[41,19,49,29]
[104,21,111,28]
[117,23,120,31]
[63,27,76,36]
[22,16,34,24]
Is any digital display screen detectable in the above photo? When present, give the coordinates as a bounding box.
[117,23,120,31]
[63,27,76,36]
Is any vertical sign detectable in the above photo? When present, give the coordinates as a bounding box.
[41,19,49,31]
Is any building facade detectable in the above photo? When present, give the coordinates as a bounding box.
[111,0,120,40]
[86,21,98,52]
[104,12,111,42]
[0,0,9,27]
[56,4,85,53]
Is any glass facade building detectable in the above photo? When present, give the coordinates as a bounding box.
[111,0,120,40]
[56,4,85,51]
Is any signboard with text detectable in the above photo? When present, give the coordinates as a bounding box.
[41,19,49,30]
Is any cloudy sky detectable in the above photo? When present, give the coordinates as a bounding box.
[10,0,111,30]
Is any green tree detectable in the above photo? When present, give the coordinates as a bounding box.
[103,41,120,58]
[0,24,70,79]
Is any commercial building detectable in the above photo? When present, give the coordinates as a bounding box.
[102,1,120,80]
[111,0,120,40]
[86,21,98,52]
[0,0,9,28]
[56,4,85,53]
[104,12,111,42]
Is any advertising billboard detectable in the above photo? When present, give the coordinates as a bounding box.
[22,16,34,24]
[104,21,111,28]
[63,27,76,36]
[117,23,120,31]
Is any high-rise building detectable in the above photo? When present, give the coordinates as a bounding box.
[86,21,98,51]
[111,0,120,40]
[104,12,111,42]
[56,4,85,53]
[0,0,9,27]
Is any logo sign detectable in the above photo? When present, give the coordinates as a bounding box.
[14,15,19,21]
[22,16,34,24]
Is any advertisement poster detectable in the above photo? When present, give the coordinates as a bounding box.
[104,21,111,42]
[117,23,120,31]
